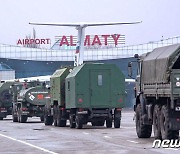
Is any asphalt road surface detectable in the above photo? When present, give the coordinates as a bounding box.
[0,109,179,154]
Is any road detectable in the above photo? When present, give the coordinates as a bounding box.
[0,109,179,154]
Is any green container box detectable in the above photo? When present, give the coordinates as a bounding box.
[0,81,14,108]
[50,67,71,106]
[65,63,125,109]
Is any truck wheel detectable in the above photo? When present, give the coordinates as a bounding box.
[106,117,112,128]
[75,114,83,129]
[12,115,18,122]
[114,118,120,128]
[114,110,121,128]
[160,105,179,139]
[12,110,18,122]
[40,116,44,122]
[17,108,27,123]
[44,114,53,126]
[153,105,162,139]
[136,104,152,138]
[69,114,76,128]
[0,117,3,120]
[17,107,21,122]
[57,110,66,127]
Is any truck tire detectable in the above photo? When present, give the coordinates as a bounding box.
[114,110,121,128]
[160,105,179,139]
[114,118,120,128]
[153,105,161,139]
[106,117,112,128]
[12,115,18,122]
[75,114,83,129]
[69,114,76,128]
[12,110,18,122]
[40,116,44,122]
[136,104,152,138]
[57,110,66,127]
[17,108,27,123]
[44,114,53,126]
[0,117,3,120]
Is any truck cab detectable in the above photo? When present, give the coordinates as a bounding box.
[128,44,180,140]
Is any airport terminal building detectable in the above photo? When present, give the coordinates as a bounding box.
[0,35,180,107]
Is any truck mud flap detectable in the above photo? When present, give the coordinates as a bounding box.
[169,118,180,130]
[90,109,110,118]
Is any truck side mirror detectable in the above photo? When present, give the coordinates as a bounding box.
[128,62,132,77]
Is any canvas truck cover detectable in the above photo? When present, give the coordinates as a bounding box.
[142,44,180,84]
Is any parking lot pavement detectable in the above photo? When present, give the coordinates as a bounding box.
[0,109,179,154]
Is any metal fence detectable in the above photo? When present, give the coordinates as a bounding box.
[0,36,180,61]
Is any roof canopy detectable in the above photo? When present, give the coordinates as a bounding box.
[142,43,180,84]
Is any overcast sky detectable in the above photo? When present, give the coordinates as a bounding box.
[0,0,180,48]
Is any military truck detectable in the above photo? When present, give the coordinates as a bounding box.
[128,44,180,139]
[44,63,125,129]
[0,81,14,120]
[11,81,50,123]
[44,67,70,126]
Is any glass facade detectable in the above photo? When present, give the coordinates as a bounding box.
[0,35,179,108]
[0,35,180,61]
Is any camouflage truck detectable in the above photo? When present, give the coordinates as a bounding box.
[0,81,14,120]
[128,44,180,139]
[11,81,50,123]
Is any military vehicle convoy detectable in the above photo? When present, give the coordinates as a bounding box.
[128,44,180,139]
[0,81,15,120]
[11,81,50,123]
[44,63,125,129]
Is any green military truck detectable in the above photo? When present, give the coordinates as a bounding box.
[0,81,14,120]
[128,44,180,139]
[11,81,50,123]
[44,63,125,129]
[44,67,70,126]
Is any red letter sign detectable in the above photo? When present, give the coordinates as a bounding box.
[60,36,69,46]
[92,35,102,46]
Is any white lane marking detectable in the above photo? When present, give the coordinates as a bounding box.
[0,133,58,154]
[83,132,89,135]
[127,140,139,144]
[121,126,136,129]
[104,135,111,138]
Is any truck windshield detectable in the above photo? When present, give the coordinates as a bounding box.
[172,56,180,69]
